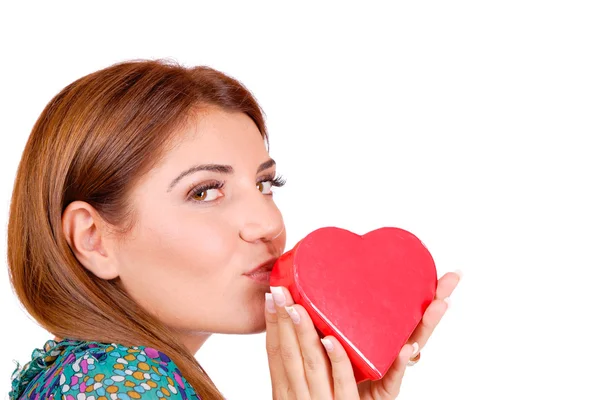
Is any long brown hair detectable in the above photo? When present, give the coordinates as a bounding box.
[7,58,270,399]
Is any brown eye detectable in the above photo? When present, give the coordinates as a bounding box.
[258,181,273,194]
[190,185,222,202]
[194,190,208,201]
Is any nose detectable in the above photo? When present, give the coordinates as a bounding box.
[238,189,285,244]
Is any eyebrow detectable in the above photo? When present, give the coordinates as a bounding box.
[167,158,276,192]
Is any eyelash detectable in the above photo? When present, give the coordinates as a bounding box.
[187,173,287,202]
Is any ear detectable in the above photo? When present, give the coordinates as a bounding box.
[62,200,120,280]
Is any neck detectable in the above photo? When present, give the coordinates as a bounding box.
[177,331,212,355]
[53,332,212,355]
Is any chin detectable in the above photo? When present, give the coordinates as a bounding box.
[236,313,267,334]
[237,325,266,335]
[198,310,265,335]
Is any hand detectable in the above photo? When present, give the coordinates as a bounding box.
[264,271,462,400]
[357,271,462,399]
[265,285,360,399]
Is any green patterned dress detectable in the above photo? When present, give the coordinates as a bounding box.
[9,338,201,399]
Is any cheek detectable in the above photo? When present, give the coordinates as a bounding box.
[116,212,236,311]
[155,220,231,271]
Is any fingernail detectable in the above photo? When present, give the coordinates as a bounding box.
[285,306,300,324]
[265,293,276,314]
[411,342,419,357]
[455,269,463,279]
[444,297,451,308]
[270,286,286,306]
[321,338,334,352]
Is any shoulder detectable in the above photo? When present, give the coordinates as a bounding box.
[17,339,199,399]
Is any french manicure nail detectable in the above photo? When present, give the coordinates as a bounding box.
[411,342,419,357]
[265,293,276,314]
[455,269,463,279]
[321,338,334,352]
[270,286,286,306]
[285,306,301,324]
[444,297,451,308]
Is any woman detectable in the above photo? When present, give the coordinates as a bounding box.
[7,59,461,399]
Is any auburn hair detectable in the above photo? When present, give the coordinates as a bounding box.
[7,58,270,399]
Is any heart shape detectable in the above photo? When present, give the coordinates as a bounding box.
[270,226,437,382]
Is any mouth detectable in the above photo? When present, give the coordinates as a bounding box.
[244,257,278,284]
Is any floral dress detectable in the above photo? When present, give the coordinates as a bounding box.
[9,338,201,399]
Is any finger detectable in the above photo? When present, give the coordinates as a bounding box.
[407,298,448,353]
[270,286,310,399]
[406,270,461,353]
[435,270,462,300]
[264,292,289,398]
[368,343,414,399]
[285,304,334,398]
[320,336,360,400]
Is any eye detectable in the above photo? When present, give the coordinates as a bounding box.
[257,180,272,194]
[194,188,220,201]
[189,181,224,202]
[257,174,287,195]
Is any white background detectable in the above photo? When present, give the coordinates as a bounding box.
[1,1,599,399]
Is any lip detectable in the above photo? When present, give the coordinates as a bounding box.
[245,269,272,285]
[244,257,278,285]
[244,257,278,276]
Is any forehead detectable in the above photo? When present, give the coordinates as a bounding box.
[170,108,267,160]
[134,108,269,193]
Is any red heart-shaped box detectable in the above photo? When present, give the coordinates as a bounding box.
[270,226,437,383]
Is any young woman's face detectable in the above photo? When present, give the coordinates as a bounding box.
[112,107,286,348]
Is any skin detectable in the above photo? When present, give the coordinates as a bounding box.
[63,107,287,352]
[62,106,462,398]
[266,272,461,399]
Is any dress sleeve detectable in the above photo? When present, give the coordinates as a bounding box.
[51,343,199,399]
